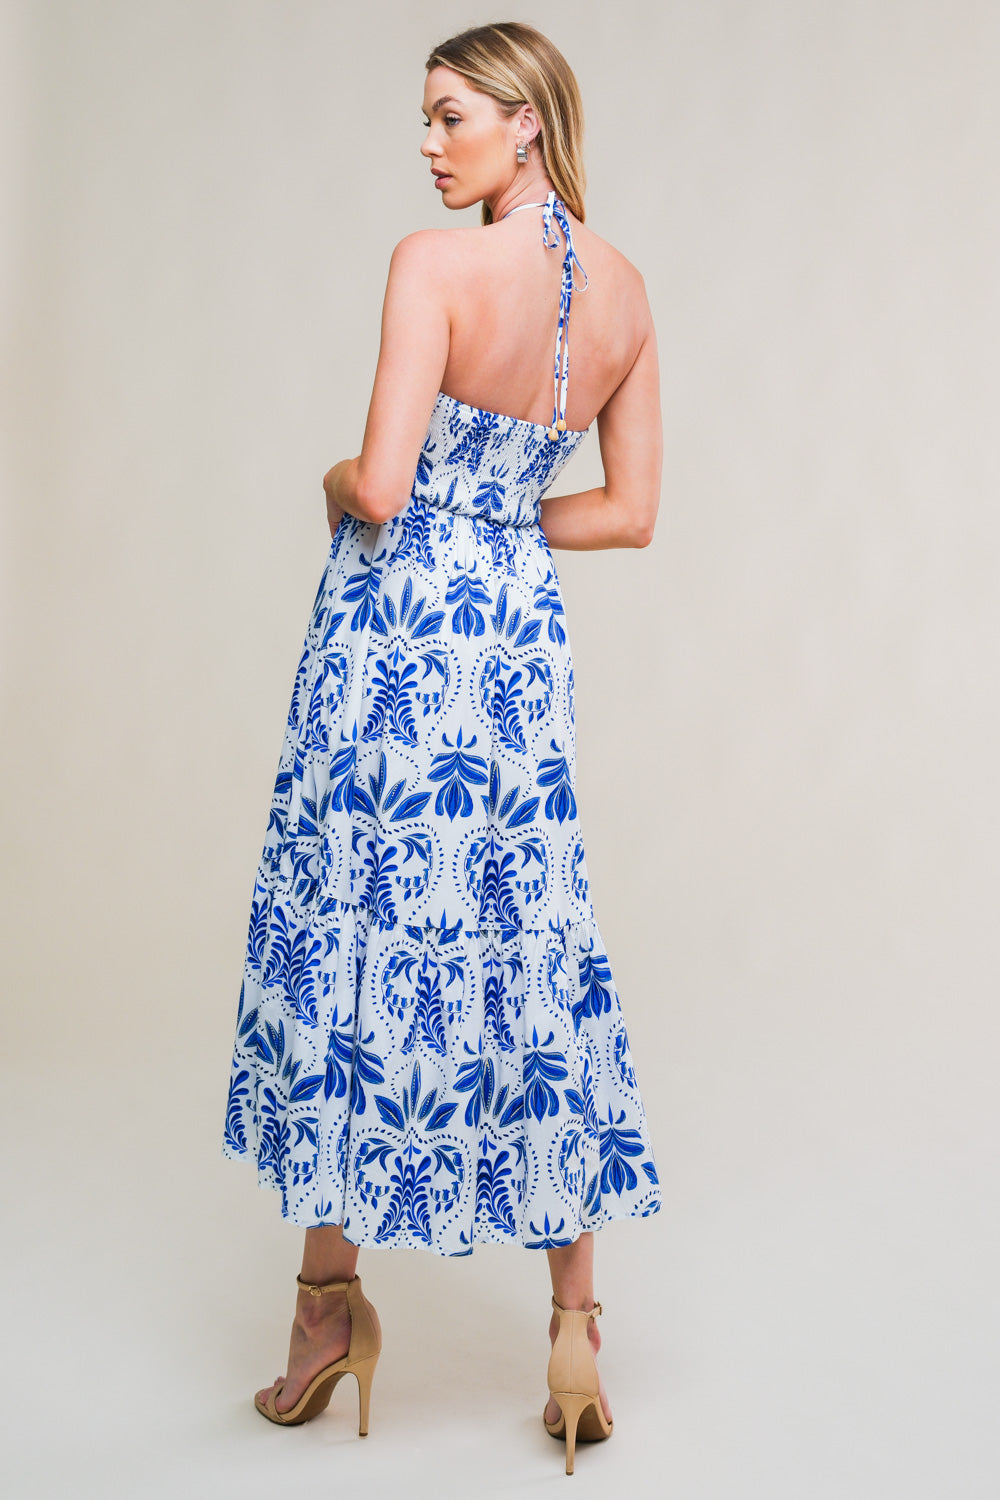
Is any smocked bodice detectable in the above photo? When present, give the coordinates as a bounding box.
[410,391,589,528]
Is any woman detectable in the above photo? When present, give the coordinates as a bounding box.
[222,20,663,1474]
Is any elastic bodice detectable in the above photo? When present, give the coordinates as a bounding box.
[408,391,589,528]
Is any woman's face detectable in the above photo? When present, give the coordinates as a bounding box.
[420,65,523,208]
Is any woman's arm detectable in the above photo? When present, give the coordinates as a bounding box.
[539,312,662,551]
[321,231,451,531]
[322,457,365,535]
[537,484,650,550]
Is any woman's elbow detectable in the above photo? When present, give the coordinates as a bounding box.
[356,478,406,527]
[605,470,659,547]
[626,497,658,547]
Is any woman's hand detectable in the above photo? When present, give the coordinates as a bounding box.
[323,460,350,538]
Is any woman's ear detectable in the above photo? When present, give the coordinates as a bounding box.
[519,102,542,147]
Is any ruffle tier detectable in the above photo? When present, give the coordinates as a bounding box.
[222,881,662,1256]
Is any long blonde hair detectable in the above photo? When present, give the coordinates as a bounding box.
[424,21,586,225]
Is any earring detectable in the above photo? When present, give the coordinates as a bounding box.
[516,138,529,164]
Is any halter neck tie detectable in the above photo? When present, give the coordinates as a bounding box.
[499,190,589,440]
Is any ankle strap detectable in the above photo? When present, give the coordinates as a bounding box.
[552,1295,602,1318]
[296,1273,356,1297]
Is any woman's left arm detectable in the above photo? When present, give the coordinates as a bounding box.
[322,231,452,529]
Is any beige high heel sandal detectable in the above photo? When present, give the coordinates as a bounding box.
[254,1273,382,1434]
[543,1295,614,1474]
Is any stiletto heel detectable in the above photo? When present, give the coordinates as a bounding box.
[254,1273,382,1431]
[548,1390,595,1475]
[350,1352,379,1436]
[543,1295,613,1474]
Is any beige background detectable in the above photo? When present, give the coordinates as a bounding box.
[3,1,998,1495]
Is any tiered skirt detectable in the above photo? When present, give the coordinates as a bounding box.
[221,499,662,1255]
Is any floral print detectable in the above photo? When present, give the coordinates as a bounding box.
[221,390,663,1256]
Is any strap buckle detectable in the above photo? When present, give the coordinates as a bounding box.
[296,1274,352,1297]
[552,1294,603,1318]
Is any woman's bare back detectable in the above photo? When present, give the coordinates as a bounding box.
[348,190,661,536]
[436,206,652,433]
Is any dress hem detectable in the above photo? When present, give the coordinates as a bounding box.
[221,1142,662,1258]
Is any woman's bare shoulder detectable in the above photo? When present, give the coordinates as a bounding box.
[576,221,653,321]
[386,218,652,342]
[382,228,469,307]
[387,226,460,269]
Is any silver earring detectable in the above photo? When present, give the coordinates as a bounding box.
[516,138,529,164]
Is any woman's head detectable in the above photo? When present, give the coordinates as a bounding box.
[421,22,586,224]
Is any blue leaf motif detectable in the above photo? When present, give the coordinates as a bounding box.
[220,379,664,1254]
[375,1095,405,1132]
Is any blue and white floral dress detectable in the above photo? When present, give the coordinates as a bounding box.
[221,192,663,1256]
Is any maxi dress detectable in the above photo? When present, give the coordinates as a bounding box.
[221,191,663,1256]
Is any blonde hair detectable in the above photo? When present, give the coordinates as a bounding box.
[425,21,586,225]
